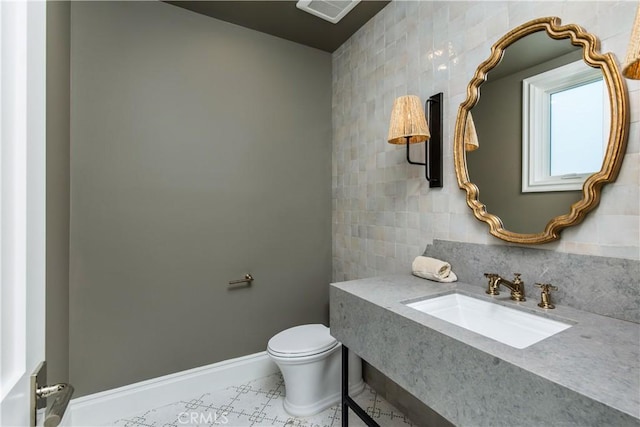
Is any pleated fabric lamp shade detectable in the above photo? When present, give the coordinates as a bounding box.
[623,3,640,79]
[464,112,479,152]
[387,95,430,144]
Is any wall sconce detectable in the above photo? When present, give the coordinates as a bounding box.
[623,2,640,79]
[387,93,443,188]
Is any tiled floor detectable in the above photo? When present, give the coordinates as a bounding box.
[108,373,415,427]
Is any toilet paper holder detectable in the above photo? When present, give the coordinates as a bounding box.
[228,274,254,285]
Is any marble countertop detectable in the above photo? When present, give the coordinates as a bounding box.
[330,274,639,423]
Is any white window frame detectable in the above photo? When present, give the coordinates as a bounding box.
[522,60,607,193]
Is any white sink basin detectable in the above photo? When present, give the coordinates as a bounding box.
[406,293,571,349]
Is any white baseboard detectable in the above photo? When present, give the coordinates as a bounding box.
[68,351,278,426]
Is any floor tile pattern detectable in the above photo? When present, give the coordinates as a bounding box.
[108,373,414,427]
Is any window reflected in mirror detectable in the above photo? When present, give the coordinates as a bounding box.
[550,79,606,176]
[522,59,610,192]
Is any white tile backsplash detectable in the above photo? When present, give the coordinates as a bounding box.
[332,0,640,281]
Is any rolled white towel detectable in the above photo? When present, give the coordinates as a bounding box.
[412,256,458,283]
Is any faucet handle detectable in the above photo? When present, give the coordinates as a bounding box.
[484,273,500,296]
[535,283,558,292]
[535,283,558,309]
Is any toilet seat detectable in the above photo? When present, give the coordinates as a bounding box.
[267,324,338,358]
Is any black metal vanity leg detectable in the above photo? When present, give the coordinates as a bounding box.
[342,345,349,427]
[341,345,380,427]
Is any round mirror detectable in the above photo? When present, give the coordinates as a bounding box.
[454,17,629,244]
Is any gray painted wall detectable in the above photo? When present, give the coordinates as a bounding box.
[467,50,584,234]
[70,1,331,396]
[46,0,70,385]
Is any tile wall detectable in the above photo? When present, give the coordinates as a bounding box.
[332,0,639,282]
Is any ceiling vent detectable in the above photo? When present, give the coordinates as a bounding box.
[296,0,361,24]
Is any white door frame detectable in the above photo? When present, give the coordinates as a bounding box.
[0,0,47,425]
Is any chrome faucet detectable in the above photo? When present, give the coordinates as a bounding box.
[484,273,526,302]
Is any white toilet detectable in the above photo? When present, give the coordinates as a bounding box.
[267,324,364,416]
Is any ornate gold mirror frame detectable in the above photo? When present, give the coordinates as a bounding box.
[454,17,629,244]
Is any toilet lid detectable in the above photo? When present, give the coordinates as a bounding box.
[268,324,338,357]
